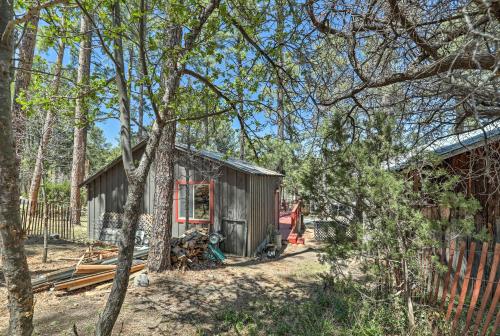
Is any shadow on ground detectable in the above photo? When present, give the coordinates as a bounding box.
[22,247,324,336]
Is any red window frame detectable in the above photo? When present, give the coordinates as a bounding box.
[174,180,214,224]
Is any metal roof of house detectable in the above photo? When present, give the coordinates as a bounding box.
[430,122,500,159]
[81,140,282,186]
[390,121,500,170]
[175,144,283,176]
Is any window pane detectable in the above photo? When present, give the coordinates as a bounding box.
[178,184,187,218]
[193,184,210,220]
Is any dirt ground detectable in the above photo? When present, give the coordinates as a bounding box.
[0,230,330,336]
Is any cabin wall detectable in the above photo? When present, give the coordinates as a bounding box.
[87,160,155,240]
[247,175,281,256]
[172,164,250,256]
[444,146,500,242]
[416,142,500,243]
[86,149,282,256]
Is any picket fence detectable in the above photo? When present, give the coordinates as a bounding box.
[418,240,499,335]
[20,200,74,240]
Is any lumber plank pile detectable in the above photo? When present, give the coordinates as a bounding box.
[31,247,148,293]
[31,228,218,292]
[171,228,210,270]
[55,264,145,291]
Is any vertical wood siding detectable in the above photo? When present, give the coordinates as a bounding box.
[86,148,282,256]
[246,175,281,256]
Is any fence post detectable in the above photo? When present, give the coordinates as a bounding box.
[473,243,500,336]
[441,240,456,308]
[42,200,49,263]
[451,241,476,332]
[464,242,489,333]
[446,241,466,320]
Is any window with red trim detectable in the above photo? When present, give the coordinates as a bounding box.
[175,180,213,224]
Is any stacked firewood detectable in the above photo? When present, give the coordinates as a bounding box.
[170,228,209,270]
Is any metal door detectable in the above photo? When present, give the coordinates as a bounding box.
[221,218,247,256]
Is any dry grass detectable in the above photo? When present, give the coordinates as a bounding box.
[0,229,328,335]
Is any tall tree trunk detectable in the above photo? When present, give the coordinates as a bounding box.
[95,0,184,331]
[12,12,40,157]
[147,20,183,273]
[185,127,191,231]
[236,37,245,160]
[94,2,141,334]
[28,40,65,214]
[137,65,144,140]
[0,2,35,334]
[94,172,150,335]
[275,0,285,173]
[203,65,209,146]
[69,15,92,227]
[93,1,218,333]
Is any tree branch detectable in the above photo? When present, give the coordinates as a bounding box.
[138,0,161,123]
[323,53,499,106]
[388,0,438,59]
[182,68,259,158]
[2,0,67,44]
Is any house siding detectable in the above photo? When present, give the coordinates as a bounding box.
[246,174,281,256]
[86,148,282,255]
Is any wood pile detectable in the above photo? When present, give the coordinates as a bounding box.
[170,228,210,270]
[31,228,216,292]
[31,246,148,293]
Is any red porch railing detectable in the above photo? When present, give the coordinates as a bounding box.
[279,201,304,244]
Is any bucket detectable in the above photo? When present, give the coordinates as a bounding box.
[275,233,282,250]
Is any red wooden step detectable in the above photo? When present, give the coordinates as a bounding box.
[288,233,298,244]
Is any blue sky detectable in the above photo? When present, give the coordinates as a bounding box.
[32,7,290,151]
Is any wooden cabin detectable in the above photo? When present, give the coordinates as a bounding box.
[398,124,500,242]
[81,142,283,256]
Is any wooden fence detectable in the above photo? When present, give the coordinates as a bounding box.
[418,240,499,335]
[20,200,74,241]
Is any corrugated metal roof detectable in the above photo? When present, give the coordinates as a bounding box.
[390,121,500,170]
[176,144,283,176]
[430,122,500,159]
[81,140,282,186]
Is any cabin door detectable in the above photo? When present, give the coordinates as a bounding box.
[221,219,247,256]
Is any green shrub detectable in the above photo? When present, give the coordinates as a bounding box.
[43,181,71,203]
[214,280,449,336]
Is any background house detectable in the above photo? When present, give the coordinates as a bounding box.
[82,141,283,256]
[396,124,500,243]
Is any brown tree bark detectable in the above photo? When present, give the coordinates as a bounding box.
[147,19,182,273]
[12,13,39,157]
[0,1,35,334]
[147,0,220,272]
[69,15,92,227]
[275,0,285,174]
[91,0,219,333]
[236,37,245,160]
[137,63,145,140]
[28,40,65,214]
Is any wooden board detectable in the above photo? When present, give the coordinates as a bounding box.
[463,242,489,333]
[480,271,500,336]
[472,243,500,336]
[222,219,247,256]
[446,241,465,320]
[452,241,476,331]
[74,264,118,274]
[441,240,456,309]
[55,264,145,291]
